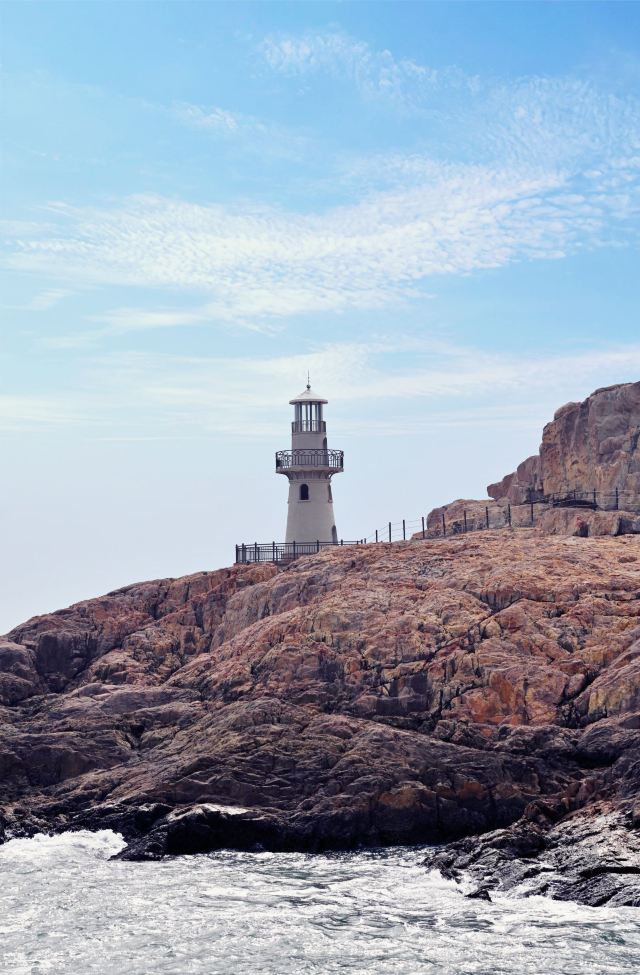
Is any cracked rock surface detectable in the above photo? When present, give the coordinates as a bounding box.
[1,531,639,904]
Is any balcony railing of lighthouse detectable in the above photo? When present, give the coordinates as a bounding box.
[275,449,344,471]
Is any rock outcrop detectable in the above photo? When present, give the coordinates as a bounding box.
[487,454,542,505]
[1,531,640,904]
[430,382,640,538]
[488,381,640,504]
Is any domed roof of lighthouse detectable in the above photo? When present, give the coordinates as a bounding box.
[289,383,328,405]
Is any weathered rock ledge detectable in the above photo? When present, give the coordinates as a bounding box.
[1,530,639,904]
[429,381,640,538]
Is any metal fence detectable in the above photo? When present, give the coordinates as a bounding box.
[236,540,362,564]
[545,489,640,512]
[235,488,640,564]
[363,500,544,544]
[363,489,640,543]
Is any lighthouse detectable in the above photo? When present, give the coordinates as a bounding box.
[276,382,344,544]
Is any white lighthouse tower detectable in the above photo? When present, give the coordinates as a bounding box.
[276,381,343,544]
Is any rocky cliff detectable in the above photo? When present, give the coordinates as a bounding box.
[427,382,640,539]
[1,531,639,904]
[488,381,640,504]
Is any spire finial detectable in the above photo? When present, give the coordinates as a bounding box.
[306,370,310,390]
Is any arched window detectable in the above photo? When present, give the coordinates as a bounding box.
[300,484,309,501]
[327,483,333,502]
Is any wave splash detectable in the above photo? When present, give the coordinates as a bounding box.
[0,828,127,863]
[1,831,639,975]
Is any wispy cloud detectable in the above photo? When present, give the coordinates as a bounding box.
[263,30,640,172]
[169,99,309,160]
[172,102,246,133]
[27,288,73,311]
[261,30,467,110]
[3,31,639,333]
[4,339,639,437]
[4,152,638,331]
[1,287,74,313]
[0,394,85,432]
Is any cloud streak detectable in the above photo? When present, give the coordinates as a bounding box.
[4,153,638,331]
[261,30,468,111]
[263,31,640,182]
[3,30,639,331]
[3,339,639,437]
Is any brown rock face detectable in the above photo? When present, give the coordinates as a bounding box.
[488,381,640,503]
[431,382,640,542]
[425,499,505,533]
[487,454,542,505]
[536,508,640,538]
[1,531,640,904]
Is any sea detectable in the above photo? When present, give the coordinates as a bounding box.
[1,830,638,975]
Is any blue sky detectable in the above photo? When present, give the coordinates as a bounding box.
[1,1,640,631]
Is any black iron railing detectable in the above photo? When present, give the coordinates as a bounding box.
[545,489,639,512]
[275,449,344,471]
[235,488,640,565]
[236,540,360,564]
[364,489,640,543]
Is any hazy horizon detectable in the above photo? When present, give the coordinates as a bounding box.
[2,1,640,633]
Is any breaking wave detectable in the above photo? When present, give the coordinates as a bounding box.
[1,831,638,974]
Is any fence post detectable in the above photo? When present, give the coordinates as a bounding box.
[375,529,378,543]
[254,542,258,562]
[388,522,392,542]
[422,516,425,539]
[403,519,406,540]
[463,510,468,533]
[485,506,489,529]
[272,541,276,562]
[293,540,296,559]
[530,499,534,525]
[317,539,320,552]
[507,504,512,527]
[442,513,446,537]
[235,544,239,563]
[615,487,619,510]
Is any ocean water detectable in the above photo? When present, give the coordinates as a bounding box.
[1,831,639,975]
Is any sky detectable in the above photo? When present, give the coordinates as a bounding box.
[1,1,640,632]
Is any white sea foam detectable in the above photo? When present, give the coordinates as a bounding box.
[0,832,638,974]
[0,829,126,863]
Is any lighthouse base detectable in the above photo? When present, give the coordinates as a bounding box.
[285,476,337,544]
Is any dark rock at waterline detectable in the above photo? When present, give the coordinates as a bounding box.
[1,532,640,905]
[465,886,492,901]
[424,808,640,907]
